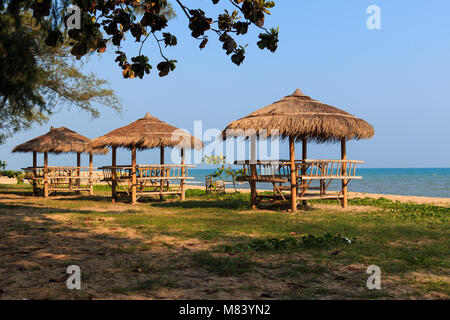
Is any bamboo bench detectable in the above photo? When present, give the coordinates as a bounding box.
[99,164,196,201]
[205,175,226,194]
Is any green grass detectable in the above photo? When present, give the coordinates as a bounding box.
[0,184,448,299]
[349,198,448,222]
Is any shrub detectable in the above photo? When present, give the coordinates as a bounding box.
[0,160,25,184]
[220,233,357,253]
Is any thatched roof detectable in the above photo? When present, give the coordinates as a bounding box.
[12,126,108,154]
[89,113,203,150]
[223,89,375,143]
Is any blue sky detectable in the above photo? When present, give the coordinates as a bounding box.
[2,1,450,169]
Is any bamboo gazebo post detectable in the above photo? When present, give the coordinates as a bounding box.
[89,153,94,196]
[301,137,308,208]
[289,137,297,212]
[341,139,347,208]
[32,151,37,196]
[76,152,81,191]
[180,148,186,201]
[44,152,48,198]
[131,147,137,204]
[160,146,165,200]
[111,147,117,203]
[250,165,257,209]
[250,135,258,209]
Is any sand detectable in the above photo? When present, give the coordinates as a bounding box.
[0,177,17,184]
[185,185,450,206]
[346,192,450,206]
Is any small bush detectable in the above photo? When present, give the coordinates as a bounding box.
[220,233,357,253]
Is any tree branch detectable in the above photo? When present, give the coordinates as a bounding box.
[175,0,191,19]
[152,32,169,61]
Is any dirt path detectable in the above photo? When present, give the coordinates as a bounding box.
[0,192,448,300]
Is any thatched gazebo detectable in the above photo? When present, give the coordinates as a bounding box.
[12,126,108,197]
[89,113,203,204]
[223,89,374,211]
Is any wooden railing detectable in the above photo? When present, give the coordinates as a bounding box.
[22,166,99,192]
[100,164,196,182]
[295,160,364,179]
[235,159,363,181]
[234,160,290,182]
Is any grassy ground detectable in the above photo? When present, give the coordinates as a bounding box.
[0,184,448,299]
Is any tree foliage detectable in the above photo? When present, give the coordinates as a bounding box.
[2,0,279,79]
[0,0,279,142]
[0,7,121,143]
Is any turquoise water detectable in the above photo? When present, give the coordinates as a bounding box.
[188,168,450,198]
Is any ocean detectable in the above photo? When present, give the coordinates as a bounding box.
[187,168,450,198]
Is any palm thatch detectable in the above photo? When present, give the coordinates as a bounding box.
[89,113,203,150]
[223,89,374,143]
[12,126,108,154]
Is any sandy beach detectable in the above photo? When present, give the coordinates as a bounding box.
[184,184,450,206]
